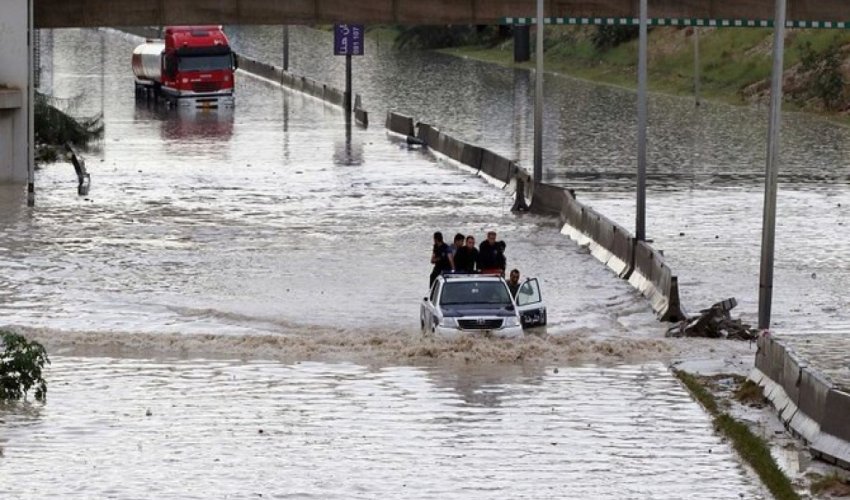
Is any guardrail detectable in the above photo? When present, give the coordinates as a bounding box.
[236,54,368,127]
[387,111,685,322]
[751,334,850,468]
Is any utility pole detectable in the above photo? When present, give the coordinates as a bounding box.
[694,28,701,107]
[532,0,544,184]
[636,0,648,241]
[758,0,788,330]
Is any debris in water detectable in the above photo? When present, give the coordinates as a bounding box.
[666,298,758,341]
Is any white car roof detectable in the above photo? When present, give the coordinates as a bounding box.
[439,274,505,283]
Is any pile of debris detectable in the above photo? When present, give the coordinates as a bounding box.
[666,298,759,341]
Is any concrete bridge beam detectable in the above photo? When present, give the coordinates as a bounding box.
[33,0,850,28]
[0,1,31,185]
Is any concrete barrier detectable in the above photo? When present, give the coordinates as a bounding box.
[823,389,850,444]
[588,210,633,278]
[304,78,321,98]
[355,107,369,127]
[440,135,464,163]
[529,182,570,218]
[629,241,686,321]
[797,369,832,433]
[236,54,366,121]
[780,349,806,405]
[479,149,515,183]
[752,335,850,468]
[460,144,483,171]
[324,87,344,107]
[416,122,440,146]
[557,198,633,278]
[756,334,787,386]
[386,112,415,136]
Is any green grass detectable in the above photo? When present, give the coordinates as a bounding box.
[735,379,765,405]
[673,370,800,500]
[438,26,850,117]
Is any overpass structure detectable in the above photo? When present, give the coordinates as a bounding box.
[30,0,850,27]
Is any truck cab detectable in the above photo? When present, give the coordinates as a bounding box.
[161,26,236,108]
[132,26,236,109]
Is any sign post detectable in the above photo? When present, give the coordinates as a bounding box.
[334,24,364,119]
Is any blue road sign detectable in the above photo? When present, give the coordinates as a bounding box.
[334,24,364,56]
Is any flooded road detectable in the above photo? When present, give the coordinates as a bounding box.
[0,26,824,497]
[1,358,762,499]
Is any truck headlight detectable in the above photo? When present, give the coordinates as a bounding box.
[503,316,520,327]
[439,317,457,328]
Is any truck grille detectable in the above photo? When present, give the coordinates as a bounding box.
[192,82,220,93]
[457,319,503,330]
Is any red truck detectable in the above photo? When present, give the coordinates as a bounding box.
[132,26,236,108]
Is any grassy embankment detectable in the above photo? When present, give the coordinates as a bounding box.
[437,27,850,121]
[674,371,800,500]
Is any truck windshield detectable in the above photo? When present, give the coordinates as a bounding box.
[178,55,232,72]
[440,281,511,306]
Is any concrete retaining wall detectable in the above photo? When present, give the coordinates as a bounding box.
[386,111,685,321]
[752,335,850,468]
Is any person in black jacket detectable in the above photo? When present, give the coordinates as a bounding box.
[454,235,479,274]
[478,231,506,276]
[429,231,454,288]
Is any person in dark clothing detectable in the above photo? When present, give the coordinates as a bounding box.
[454,235,479,274]
[478,230,506,276]
[429,231,454,288]
[507,269,521,297]
[452,233,465,259]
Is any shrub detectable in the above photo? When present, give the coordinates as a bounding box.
[591,25,640,50]
[394,25,508,50]
[34,92,104,165]
[797,41,846,110]
[0,331,50,402]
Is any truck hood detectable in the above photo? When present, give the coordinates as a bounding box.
[442,305,515,318]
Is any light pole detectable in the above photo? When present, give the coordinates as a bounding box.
[636,0,648,241]
[758,0,788,330]
[532,0,544,185]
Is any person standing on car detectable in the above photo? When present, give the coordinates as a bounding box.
[452,233,465,259]
[454,235,479,274]
[430,231,454,287]
[478,230,506,276]
[507,269,522,298]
